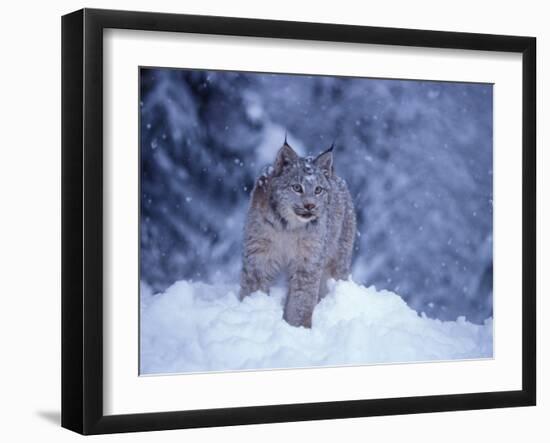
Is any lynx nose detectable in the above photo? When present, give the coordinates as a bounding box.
[304,203,316,211]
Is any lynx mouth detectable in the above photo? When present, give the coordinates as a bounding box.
[294,209,316,222]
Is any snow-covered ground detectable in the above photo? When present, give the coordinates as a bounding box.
[140,279,493,375]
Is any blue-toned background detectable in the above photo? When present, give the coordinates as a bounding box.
[140,68,493,324]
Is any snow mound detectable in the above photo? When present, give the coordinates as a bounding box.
[140,279,493,375]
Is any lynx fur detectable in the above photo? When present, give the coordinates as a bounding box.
[239,139,356,328]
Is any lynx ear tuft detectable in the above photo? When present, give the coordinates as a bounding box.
[315,144,334,178]
[273,142,298,175]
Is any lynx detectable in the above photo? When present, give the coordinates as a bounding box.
[239,138,356,328]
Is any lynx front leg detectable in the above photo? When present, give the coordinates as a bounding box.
[239,263,274,300]
[239,239,279,300]
[283,266,322,328]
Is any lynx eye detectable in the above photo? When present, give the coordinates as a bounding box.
[315,186,323,195]
[292,184,303,193]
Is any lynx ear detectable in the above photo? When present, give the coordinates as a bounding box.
[273,142,299,175]
[315,143,334,178]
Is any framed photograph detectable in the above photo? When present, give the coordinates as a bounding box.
[61,8,536,435]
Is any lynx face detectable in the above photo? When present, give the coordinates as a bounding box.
[269,143,333,228]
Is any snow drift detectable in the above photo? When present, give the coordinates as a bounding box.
[140,279,493,375]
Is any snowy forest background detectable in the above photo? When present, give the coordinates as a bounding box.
[140,67,493,325]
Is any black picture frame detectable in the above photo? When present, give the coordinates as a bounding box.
[61,8,536,435]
